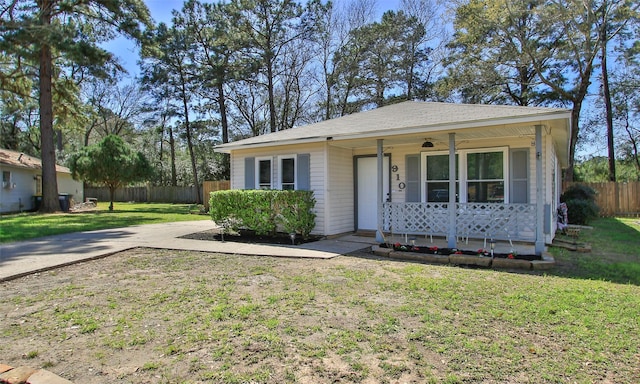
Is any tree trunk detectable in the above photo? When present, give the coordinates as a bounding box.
[600,19,616,182]
[169,125,177,186]
[180,81,201,204]
[38,0,60,213]
[217,82,229,143]
[622,115,640,175]
[266,51,277,133]
[565,103,583,182]
[109,186,115,211]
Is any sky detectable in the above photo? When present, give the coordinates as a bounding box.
[104,0,401,78]
[103,0,185,78]
[101,0,610,158]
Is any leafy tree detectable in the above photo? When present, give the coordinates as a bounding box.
[333,10,429,111]
[177,0,244,145]
[0,0,151,212]
[400,0,447,100]
[441,0,548,106]
[508,0,602,181]
[594,0,640,182]
[444,0,624,181]
[69,135,154,211]
[141,22,202,202]
[231,0,310,133]
[574,156,640,181]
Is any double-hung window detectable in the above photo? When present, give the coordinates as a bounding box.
[423,153,458,202]
[466,150,506,203]
[279,155,296,190]
[256,157,272,189]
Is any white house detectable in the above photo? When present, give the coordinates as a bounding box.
[0,148,83,213]
[215,101,571,255]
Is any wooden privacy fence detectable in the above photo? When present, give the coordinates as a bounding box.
[563,181,640,217]
[203,180,231,209]
[85,181,230,206]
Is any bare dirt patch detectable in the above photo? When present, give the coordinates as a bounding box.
[1,248,638,383]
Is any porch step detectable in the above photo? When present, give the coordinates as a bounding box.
[551,238,591,252]
[354,230,377,238]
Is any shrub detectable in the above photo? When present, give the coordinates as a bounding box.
[209,190,316,238]
[274,190,317,238]
[561,184,599,225]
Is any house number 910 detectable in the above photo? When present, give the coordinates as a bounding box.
[391,165,404,189]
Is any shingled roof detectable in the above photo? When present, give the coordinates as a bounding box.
[0,148,71,174]
[215,101,571,153]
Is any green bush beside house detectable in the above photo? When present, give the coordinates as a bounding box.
[561,184,600,225]
[209,190,316,238]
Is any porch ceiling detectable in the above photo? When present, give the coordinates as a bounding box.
[328,119,569,164]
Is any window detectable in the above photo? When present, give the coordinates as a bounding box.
[420,148,508,203]
[510,149,529,203]
[2,171,10,189]
[466,151,505,203]
[245,154,309,190]
[279,156,296,190]
[423,153,458,202]
[35,175,42,195]
[256,158,272,189]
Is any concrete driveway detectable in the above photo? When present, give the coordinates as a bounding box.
[0,221,376,282]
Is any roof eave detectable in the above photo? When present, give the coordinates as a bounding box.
[214,136,329,153]
[215,110,572,153]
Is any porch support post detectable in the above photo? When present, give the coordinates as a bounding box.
[448,133,456,248]
[375,139,384,243]
[535,125,545,255]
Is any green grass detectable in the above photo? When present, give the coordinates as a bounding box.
[549,217,640,285]
[0,202,209,243]
[0,216,637,382]
[1,247,638,383]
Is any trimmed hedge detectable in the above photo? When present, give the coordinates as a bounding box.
[209,190,316,238]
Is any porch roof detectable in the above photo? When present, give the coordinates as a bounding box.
[216,101,571,164]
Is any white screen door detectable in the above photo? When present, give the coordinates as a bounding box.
[356,156,390,231]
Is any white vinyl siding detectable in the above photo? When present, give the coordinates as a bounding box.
[326,145,354,235]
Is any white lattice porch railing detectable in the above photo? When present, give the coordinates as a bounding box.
[383,202,536,242]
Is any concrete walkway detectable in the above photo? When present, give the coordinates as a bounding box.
[0,221,378,282]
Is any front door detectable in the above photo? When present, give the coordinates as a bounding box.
[356,156,390,231]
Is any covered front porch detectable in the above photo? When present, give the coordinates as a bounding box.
[370,125,551,255]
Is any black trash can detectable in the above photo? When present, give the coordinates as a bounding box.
[33,195,42,211]
[58,193,71,212]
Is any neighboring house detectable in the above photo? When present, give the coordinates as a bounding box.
[215,101,571,254]
[0,148,83,213]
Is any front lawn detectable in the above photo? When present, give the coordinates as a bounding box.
[0,216,638,382]
[0,202,209,243]
[0,248,638,383]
